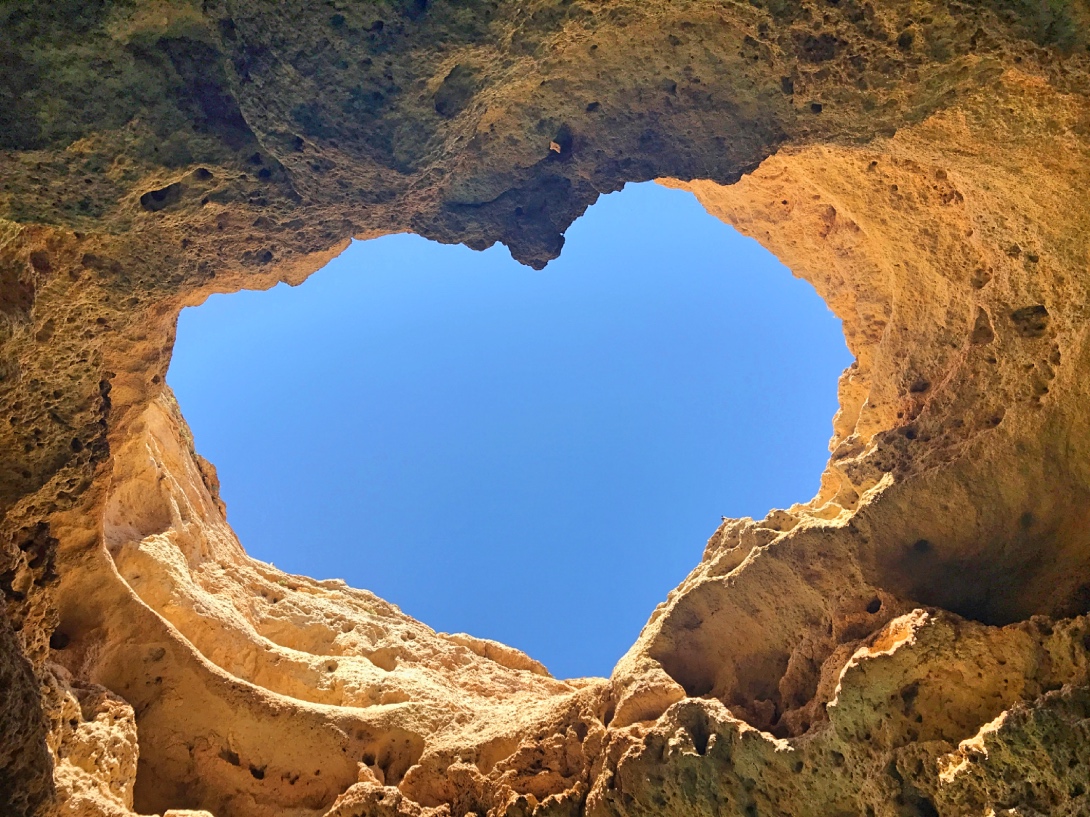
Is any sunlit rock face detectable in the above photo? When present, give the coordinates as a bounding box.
[2,2,1090,815]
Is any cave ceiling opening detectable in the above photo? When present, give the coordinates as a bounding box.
[165,180,850,681]
[3,1,1090,815]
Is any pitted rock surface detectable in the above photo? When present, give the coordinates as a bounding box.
[2,2,1090,816]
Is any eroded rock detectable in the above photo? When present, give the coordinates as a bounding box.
[2,1,1090,815]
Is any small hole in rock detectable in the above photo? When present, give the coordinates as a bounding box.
[140,183,184,213]
[29,251,52,273]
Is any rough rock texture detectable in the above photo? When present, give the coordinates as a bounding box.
[2,1,1090,815]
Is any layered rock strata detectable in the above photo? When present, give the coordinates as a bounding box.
[2,1,1089,815]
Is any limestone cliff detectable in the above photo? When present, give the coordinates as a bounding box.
[2,1,1090,815]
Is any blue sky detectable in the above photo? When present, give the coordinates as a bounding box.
[168,181,851,680]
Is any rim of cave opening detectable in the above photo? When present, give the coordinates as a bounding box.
[166,180,852,680]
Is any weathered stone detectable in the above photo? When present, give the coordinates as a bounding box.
[1,1,1089,815]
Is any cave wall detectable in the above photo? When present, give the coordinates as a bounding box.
[2,1,1090,815]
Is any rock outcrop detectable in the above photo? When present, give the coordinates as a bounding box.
[2,1,1089,815]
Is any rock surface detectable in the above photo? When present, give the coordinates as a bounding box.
[2,1,1090,815]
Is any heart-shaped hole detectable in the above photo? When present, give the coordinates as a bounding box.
[168,182,851,677]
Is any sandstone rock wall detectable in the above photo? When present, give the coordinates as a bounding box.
[2,1,1089,815]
